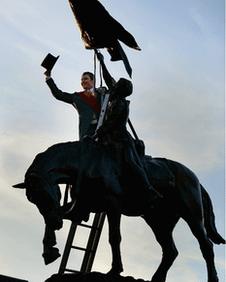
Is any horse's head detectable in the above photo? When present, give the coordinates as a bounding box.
[13,172,63,230]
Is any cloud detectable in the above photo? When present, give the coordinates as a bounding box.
[129,58,224,173]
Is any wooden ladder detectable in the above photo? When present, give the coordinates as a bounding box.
[58,212,106,274]
[58,89,111,275]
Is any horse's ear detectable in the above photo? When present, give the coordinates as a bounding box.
[12,182,26,189]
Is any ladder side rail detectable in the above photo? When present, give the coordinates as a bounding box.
[58,222,78,274]
[80,212,106,272]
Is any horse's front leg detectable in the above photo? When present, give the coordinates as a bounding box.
[42,225,61,265]
[105,195,123,276]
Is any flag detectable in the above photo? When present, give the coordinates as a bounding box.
[68,0,141,77]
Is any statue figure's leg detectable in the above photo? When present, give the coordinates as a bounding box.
[42,225,61,265]
[102,173,123,197]
[126,160,162,209]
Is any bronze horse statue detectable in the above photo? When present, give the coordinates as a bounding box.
[14,140,224,282]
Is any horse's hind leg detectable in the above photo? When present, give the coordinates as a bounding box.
[143,215,179,282]
[185,218,219,282]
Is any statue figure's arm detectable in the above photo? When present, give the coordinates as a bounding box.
[46,77,75,104]
[95,51,116,90]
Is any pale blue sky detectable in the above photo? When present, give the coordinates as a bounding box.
[0,1,225,281]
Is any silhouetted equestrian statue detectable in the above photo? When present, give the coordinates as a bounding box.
[68,0,141,77]
[13,2,224,281]
[13,139,225,282]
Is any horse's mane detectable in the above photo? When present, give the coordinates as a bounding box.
[26,141,82,176]
[26,139,117,180]
[45,141,80,152]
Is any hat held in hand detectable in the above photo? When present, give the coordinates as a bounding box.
[41,53,59,72]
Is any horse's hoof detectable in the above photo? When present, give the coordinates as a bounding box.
[42,247,61,265]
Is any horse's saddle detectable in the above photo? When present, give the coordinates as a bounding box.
[144,156,175,191]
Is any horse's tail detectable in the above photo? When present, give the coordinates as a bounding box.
[201,184,225,244]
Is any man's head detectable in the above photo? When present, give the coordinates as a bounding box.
[81,72,95,90]
[112,78,133,98]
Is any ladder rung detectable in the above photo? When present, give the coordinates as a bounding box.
[78,223,102,231]
[79,223,101,230]
[71,246,94,253]
[78,223,92,228]
[65,268,80,274]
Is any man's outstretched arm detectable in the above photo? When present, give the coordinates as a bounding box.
[44,72,74,104]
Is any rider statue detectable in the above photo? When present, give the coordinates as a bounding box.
[95,51,162,209]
